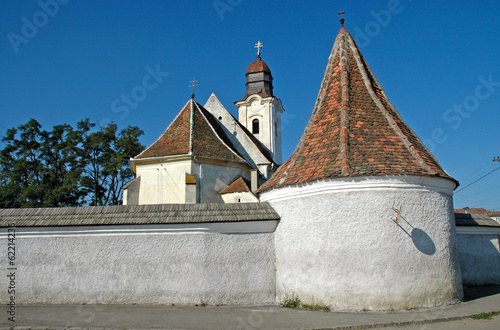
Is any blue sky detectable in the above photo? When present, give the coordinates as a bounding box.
[1,0,499,210]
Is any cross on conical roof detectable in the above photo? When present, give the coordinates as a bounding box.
[258,26,457,192]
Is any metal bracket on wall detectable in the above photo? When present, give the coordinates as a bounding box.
[391,207,401,224]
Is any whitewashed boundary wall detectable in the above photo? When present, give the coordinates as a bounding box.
[455,213,500,286]
[0,203,278,305]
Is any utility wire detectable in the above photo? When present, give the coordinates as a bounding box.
[455,166,500,194]
[460,160,495,184]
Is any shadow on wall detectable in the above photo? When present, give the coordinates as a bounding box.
[394,213,436,255]
[411,228,436,255]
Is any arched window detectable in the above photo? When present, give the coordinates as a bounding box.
[252,118,259,134]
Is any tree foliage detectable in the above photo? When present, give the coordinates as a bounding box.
[0,119,144,208]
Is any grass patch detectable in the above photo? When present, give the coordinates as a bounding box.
[470,310,500,320]
[279,296,330,312]
[301,302,330,312]
[280,296,301,309]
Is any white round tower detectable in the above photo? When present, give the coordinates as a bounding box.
[258,25,463,310]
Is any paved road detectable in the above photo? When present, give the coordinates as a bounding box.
[1,286,499,329]
[383,315,500,329]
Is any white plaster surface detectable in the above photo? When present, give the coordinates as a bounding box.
[221,191,259,203]
[196,162,250,203]
[135,159,192,204]
[236,95,284,164]
[456,231,500,285]
[260,175,463,310]
[129,157,250,204]
[0,224,276,305]
[204,94,274,177]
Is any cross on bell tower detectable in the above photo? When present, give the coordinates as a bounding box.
[255,41,263,59]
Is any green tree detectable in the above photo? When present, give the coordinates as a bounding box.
[0,118,144,208]
[0,119,45,207]
[40,123,85,206]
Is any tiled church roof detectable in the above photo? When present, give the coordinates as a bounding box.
[258,26,457,192]
[220,177,252,195]
[135,99,245,163]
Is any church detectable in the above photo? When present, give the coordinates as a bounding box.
[3,16,498,311]
[117,18,465,308]
[122,42,284,205]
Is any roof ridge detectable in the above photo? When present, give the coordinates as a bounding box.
[339,32,351,176]
[189,99,195,155]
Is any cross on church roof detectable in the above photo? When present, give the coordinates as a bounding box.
[255,41,263,58]
[338,10,345,26]
[189,78,198,99]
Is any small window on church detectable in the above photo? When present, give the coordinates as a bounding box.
[252,119,259,134]
[275,122,277,137]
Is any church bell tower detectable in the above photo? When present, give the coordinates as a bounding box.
[235,41,285,164]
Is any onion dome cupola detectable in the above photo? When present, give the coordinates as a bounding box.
[243,41,274,100]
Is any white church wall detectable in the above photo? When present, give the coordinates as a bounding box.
[195,161,250,203]
[260,175,463,310]
[204,94,274,178]
[456,227,500,285]
[236,96,284,164]
[135,160,193,204]
[0,222,277,305]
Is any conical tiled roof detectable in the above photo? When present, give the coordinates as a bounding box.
[259,27,457,192]
[134,99,245,163]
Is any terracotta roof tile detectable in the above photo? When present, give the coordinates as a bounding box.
[134,99,245,163]
[259,27,458,192]
[220,177,252,195]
